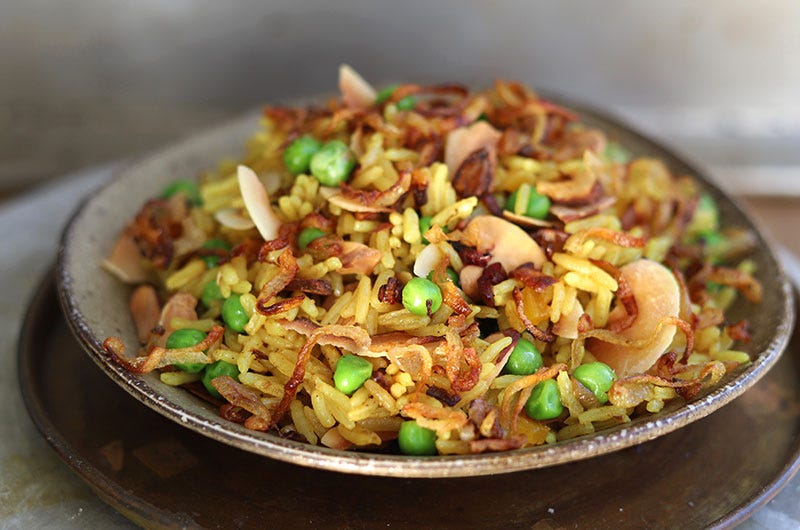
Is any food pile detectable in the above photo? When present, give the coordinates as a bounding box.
[103,65,762,455]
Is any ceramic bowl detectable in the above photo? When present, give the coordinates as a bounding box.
[57,100,795,477]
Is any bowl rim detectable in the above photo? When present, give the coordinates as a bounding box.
[57,99,796,478]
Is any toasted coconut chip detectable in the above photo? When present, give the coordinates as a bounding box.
[707,266,763,303]
[512,264,557,292]
[256,248,299,310]
[238,165,282,241]
[470,436,527,454]
[271,325,373,427]
[212,376,273,425]
[339,64,377,110]
[129,285,160,344]
[499,364,566,430]
[402,401,468,437]
[339,241,382,275]
[512,288,556,343]
[460,215,546,272]
[550,195,616,223]
[501,210,556,228]
[103,232,151,284]
[104,325,223,374]
[445,121,502,182]
[215,208,255,230]
[552,128,607,162]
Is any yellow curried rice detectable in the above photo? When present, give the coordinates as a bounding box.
[103,67,763,456]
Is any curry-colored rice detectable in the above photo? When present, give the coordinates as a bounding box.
[103,68,762,455]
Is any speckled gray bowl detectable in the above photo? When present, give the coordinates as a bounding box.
[57,101,794,478]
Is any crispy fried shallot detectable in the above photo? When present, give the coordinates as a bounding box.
[212,376,273,426]
[271,325,372,426]
[104,325,223,374]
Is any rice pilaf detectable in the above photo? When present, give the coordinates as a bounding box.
[103,65,762,455]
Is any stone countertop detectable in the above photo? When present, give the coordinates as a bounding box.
[1,165,798,528]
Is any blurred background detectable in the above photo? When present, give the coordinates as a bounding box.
[1,0,798,196]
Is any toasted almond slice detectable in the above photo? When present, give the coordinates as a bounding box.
[102,232,150,284]
[413,244,445,278]
[444,121,502,179]
[129,285,160,344]
[339,64,377,110]
[501,210,556,228]
[237,164,281,240]
[215,208,255,230]
[327,193,391,213]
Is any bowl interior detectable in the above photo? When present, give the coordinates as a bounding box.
[57,102,795,478]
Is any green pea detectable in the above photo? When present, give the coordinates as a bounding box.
[477,112,489,122]
[398,420,437,455]
[202,361,240,399]
[419,216,433,244]
[503,337,543,375]
[162,179,202,206]
[603,141,632,164]
[427,267,459,286]
[201,281,224,308]
[333,354,373,395]
[573,362,617,404]
[297,227,327,249]
[402,277,443,316]
[165,329,207,373]
[396,95,416,111]
[200,238,231,268]
[506,184,551,220]
[283,136,322,175]
[221,294,249,332]
[698,230,723,247]
[524,379,563,420]
[375,85,398,104]
[310,140,356,186]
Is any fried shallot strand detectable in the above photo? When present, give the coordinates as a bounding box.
[212,375,273,427]
[104,325,224,374]
[271,325,372,427]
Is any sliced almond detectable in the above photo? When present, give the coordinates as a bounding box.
[129,285,160,344]
[102,232,150,284]
[339,64,377,110]
[413,244,445,278]
[339,241,382,275]
[214,208,255,231]
[237,164,281,240]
